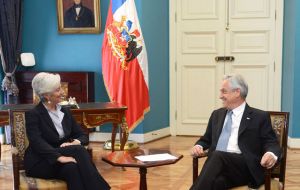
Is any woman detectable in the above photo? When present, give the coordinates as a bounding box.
[24,72,110,190]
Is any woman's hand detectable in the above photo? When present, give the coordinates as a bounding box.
[60,139,81,147]
[57,156,77,163]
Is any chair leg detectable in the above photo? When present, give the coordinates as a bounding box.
[193,157,199,182]
[264,169,271,190]
[12,154,20,190]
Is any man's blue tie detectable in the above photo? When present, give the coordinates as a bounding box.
[216,110,233,151]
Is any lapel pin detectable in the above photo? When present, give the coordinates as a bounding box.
[246,117,251,120]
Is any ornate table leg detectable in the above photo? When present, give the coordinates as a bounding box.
[111,123,117,152]
[119,116,129,150]
[139,167,147,190]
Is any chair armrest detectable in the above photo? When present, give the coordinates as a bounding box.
[192,151,208,182]
[193,152,209,159]
[264,168,272,190]
[264,157,282,190]
[11,147,21,190]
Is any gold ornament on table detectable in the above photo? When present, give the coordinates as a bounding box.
[59,97,79,109]
[104,140,139,151]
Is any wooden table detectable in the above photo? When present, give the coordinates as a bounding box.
[0,102,128,152]
[102,149,183,190]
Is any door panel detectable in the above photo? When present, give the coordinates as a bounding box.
[179,66,218,135]
[230,31,270,53]
[176,0,225,135]
[174,0,278,135]
[182,0,219,20]
[227,0,275,110]
[232,65,269,109]
[230,0,270,18]
[182,31,218,54]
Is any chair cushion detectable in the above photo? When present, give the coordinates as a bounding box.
[19,170,67,190]
[229,179,282,190]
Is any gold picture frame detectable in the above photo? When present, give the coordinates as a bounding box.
[57,0,101,34]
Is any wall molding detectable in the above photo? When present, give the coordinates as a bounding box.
[89,127,171,143]
[0,134,4,144]
[288,136,300,148]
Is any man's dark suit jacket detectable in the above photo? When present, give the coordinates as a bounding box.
[24,102,88,172]
[195,104,281,186]
[64,5,94,28]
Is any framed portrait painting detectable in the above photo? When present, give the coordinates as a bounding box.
[57,0,101,34]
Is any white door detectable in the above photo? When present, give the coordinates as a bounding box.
[170,0,283,135]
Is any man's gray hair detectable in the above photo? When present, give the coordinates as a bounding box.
[32,72,61,99]
[223,74,248,99]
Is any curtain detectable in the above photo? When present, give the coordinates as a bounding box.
[0,0,23,143]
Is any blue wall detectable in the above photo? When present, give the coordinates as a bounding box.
[282,0,300,138]
[21,0,169,134]
[136,0,170,133]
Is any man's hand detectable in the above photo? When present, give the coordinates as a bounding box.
[57,156,77,164]
[260,152,277,169]
[191,145,205,157]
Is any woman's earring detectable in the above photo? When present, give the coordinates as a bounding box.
[47,100,51,104]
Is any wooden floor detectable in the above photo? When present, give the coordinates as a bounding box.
[0,136,300,190]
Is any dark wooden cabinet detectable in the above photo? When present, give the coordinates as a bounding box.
[15,71,95,104]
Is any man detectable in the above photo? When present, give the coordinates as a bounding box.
[190,74,280,190]
[64,0,94,28]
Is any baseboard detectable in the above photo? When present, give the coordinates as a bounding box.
[89,127,171,143]
[0,134,4,144]
[288,136,300,148]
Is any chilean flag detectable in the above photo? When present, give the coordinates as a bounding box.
[102,0,150,131]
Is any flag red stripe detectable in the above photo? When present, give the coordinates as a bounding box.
[102,0,150,130]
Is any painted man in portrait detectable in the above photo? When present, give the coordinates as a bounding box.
[64,0,94,28]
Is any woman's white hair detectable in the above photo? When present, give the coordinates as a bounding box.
[223,74,248,99]
[32,72,61,98]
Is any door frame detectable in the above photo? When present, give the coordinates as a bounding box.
[169,0,284,135]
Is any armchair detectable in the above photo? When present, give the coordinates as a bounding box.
[192,111,289,190]
[10,110,67,190]
[10,109,94,190]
